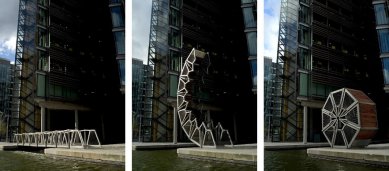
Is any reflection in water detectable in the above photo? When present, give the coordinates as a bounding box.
[265,150,388,171]
[0,151,124,171]
[133,150,256,171]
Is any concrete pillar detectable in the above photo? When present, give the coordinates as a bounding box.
[303,106,308,144]
[173,107,177,144]
[47,110,51,130]
[75,110,79,130]
[41,107,46,132]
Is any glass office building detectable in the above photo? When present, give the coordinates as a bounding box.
[11,0,124,143]
[274,0,386,142]
[146,0,257,143]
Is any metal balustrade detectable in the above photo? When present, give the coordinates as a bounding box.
[13,129,101,149]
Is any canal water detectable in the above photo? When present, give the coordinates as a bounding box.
[265,150,388,171]
[0,150,124,171]
[132,149,256,171]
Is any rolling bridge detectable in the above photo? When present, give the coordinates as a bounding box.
[13,129,101,149]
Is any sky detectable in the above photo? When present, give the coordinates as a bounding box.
[132,0,152,64]
[264,0,281,61]
[0,0,19,62]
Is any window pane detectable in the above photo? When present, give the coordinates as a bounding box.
[169,8,180,27]
[114,31,125,54]
[299,73,309,96]
[298,48,310,70]
[38,28,47,47]
[170,0,181,8]
[243,7,256,28]
[299,25,310,46]
[374,4,389,25]
[382,58,389,84]
[118,59,125,86]
[38,51,49,71]
[111,6,124,27]
[169,50,180,71]
[38,8,47,26]
[250,59,257,88]
[169,75,178,97]
[246,32,257,56]
[299,5,310,24]
[169,28,180,48]
[377,29,389,53]
[37,74,46,97]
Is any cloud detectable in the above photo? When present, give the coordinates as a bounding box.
[0,0,19,61]
[132,0,152,64]
[264,0,281,62]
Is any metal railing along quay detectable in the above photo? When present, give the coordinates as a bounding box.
[13,129,101,149]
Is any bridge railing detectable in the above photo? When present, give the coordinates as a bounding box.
[13,129,101,149]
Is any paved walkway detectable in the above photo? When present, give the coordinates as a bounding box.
[177,144,257,165]
[307,143,389,167]
[132,142,196,150]
[264,142,329,150]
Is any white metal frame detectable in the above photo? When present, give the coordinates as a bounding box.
[177,48,233,148]
[13,129,101,149]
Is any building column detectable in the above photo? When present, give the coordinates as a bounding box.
[173,107,177,144]
[303,106,308,144]
[41,107,46,132]
[75,110,79,130]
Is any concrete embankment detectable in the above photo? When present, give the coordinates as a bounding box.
[307,143,389,167]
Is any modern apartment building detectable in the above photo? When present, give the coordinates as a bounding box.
[146,0,257,143]
[274,0,387,142]
[11,0,124,143]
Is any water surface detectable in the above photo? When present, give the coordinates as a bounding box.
[265,150,388,171]
[133,149,256,171]
[0,150,124,171]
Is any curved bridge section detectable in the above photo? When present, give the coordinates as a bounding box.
[177,48,233,148]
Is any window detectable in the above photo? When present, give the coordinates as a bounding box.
[114,31,125,54]
[38,28,47,47]
[169,8,180,27]
[170,0,181,8]
[298,48,310,70]
[374,4,389,25]
[110,6,124,27]
[38,51,49,71]
[169,50,180,72]
[299,25,310,46]
[243,7,256,28]
[250,59,257,88]
[38,8,48,26]
[36,74,46,97]
[299,73,309,96]
[38,0,48,6]
[246,32,257,56]
[377,29,389,53]
[169,28,181,48]
[169,75,178,97]
[118,59,125,86]
[382,58,389,84]
[299,5,310,24]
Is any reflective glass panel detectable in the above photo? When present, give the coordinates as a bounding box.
[374,3,389,25]
[378,29,389,53]
[298,48,310,70]
[299,5,310,24]
[382,58,389,84]
[118,59,125,86]
[299,73,309,96]
[111,6,124,27]
[169,50,180,71]
[246,32,257,56]
[250,59,257,88]
[169,8,180,27]
[37,74,46,97]
[243,7,256,28]
[114,31,125,54]
[169,75,178,97]
[169,28,180,48]
[299,25,310,46]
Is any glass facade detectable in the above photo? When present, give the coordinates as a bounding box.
[250,59,257,87]
[114,31,125,54]
[169,28,180,48]
[36,74,46,97]
[169,50,180,72]
[382,58,389,84]
[118,59,125,86]
[298,48,310,70]
[377,29,389,53]
[243,7,256,28]
[299,5,310,24]
[38,51,49,71]
[169,8,180,27]
[110,6,124,27]
[169,75,178,97]
[246,32,257,56]
[374,4,389,25]
[299,73,309,96]
[299,25,310,46]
